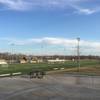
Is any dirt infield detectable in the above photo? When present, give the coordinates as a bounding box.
[0,74,100,100]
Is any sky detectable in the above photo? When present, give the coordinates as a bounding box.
[0,0,100,55]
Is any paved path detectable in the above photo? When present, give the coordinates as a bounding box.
[0,74,100,100]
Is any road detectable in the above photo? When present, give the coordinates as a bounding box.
[0,74,100,100]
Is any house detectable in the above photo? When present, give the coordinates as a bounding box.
[30,59,43,63]
[37,59,43,63]
[30,60,37,63]
[0,59,8,67]
[20,57,28,64]
[20,59,28,64]
[0,59,8,64]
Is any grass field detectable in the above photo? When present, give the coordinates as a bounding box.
[0,60,100,75]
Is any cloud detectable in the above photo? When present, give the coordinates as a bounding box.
[0,0,33,11]
[78,9,96,15]
[0,0,77,11]
[0,0,99,15]
[72,5,100,15]
[1,37,100,55]
[5,37,77,46]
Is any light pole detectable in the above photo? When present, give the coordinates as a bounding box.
[77,37,80,72]
[11,43,15,64]
[41,43,44,63]
[63,47,66,62]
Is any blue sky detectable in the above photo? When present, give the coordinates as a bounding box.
[0,0,100,55]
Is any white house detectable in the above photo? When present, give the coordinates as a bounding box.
[0,59,8,67]
[30,60,37,63]
[0,59,7,64]
[20,59,27,64]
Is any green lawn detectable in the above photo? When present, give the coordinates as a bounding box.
[0,60,100,74]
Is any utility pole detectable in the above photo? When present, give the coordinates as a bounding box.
[77,37,80,72]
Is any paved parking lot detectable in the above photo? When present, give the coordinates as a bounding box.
[0,74,100,100]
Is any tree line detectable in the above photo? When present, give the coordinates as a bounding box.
[0,53,100,61]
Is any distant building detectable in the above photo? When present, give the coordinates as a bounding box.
[0,59,8,67]
[20,59,28,64]
[37,59,43,63]
[30,59,43,63]
[30,60,37,63]
[20,57,28,64]
[47,58,66,63]
[0,59,8,64]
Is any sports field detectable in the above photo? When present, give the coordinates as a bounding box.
[0,60,100,75]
